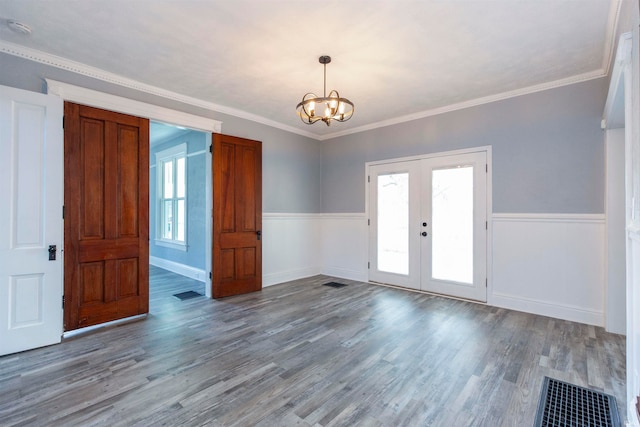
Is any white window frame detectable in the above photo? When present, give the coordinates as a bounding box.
[155,143,187,251]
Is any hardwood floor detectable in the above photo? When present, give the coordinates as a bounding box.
[0,268,626,426]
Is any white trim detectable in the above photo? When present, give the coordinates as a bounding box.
[149,256,207,283]
[262,212,323,220]
[63,314,147,339]
[45,79,223,133]
[603,33,632,129]
[366,145,492,167]
[492,213,606,223]
[492,292,604,326]
[319,212,367,220]
[0,41,615,142]
[602,0,624,75]
[262,212,365,220]
[319,72,606,141]
[187,150,207,158]
[263,267,321,288]
[154,239,187,251]
[0,41,317,139]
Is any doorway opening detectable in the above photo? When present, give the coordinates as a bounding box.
[149,121,211,310]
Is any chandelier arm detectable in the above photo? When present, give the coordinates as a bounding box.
[296,55,353,126]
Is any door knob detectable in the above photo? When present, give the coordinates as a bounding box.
[48,245,57,261]
[422,222,427,227]
[421,231,427,237]
[256,230,261,240]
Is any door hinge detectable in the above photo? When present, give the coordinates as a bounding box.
[368,262,370,269]
[368,175,370,183]
[485,220,488,230]
[209,144,212,153]
[368,219,370,226]
[485,278,488,287]
[209,272,212,279]
[486,164,488,173]
[62,295,65,309]
[62,116,65,129]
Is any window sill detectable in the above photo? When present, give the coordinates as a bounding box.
[154,239,187,251]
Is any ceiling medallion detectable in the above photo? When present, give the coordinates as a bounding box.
[296,55,354,126]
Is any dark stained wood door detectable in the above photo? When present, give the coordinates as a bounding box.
[212,134,262,298]
[64,102,149,330]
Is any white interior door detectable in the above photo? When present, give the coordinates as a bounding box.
[421,152,487,301]
[0,85,64,356]
[369,151,487,302]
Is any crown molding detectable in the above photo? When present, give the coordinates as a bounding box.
[0,40,318,140]
[1,39,611,142]
[601,0,623,75]
[317,69,606,141]
[46,79,223,133]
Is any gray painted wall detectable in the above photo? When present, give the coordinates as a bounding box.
[1,53,607,216]
[322,78,607,214]
[0,53,322,214]
[149,131,208,269]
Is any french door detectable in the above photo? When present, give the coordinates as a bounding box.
[369,151,488,302]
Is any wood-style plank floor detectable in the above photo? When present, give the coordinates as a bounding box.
[0,267,626,426]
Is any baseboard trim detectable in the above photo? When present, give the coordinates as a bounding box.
[149,256,207,283]
[491,292,604,326]
[322,267,368,283]
[263,266,321,287]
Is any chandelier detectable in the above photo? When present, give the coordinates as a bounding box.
[296,56,354,126]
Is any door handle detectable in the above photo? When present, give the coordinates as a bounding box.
[48,245,57,261]
[422,222,428,227]
[256,230,261,240]
[421,232,428,237]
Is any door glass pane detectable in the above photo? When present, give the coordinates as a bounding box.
[163,161,174,199]
[176,200,185,242]
[432,166,473,283]
[176,157,186,198]
[163,200,173,239]
[377,172,409,275]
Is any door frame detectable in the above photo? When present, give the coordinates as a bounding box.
[365,145,493,302]
[46,80,222,308]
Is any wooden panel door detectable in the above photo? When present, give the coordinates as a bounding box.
[0,85,64,355]
[64,102,149,330]
[212,134,262,298]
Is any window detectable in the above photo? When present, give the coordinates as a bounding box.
[156,143,187,250]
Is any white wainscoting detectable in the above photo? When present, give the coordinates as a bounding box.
[320,213,369,282]
[149,256,207,282]
[491,214,606,326]
[262,213,322,287]
[261,213,368,286]
[261,212,606,327]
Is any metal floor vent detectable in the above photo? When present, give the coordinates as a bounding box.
[323,282,348,288]
[173,291,203,300]
[534,377,621,427]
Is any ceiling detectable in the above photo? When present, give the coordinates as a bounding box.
[0,1,621,140]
